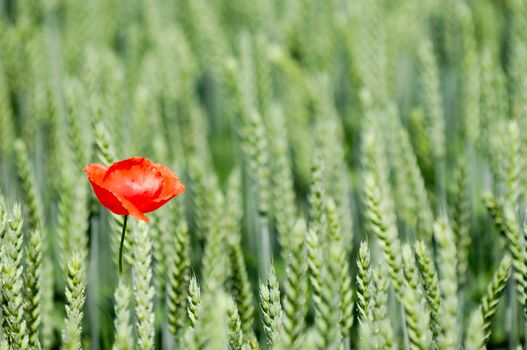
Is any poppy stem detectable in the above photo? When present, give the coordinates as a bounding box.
[119,215,128,274]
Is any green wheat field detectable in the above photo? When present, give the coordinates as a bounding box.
[1,0,526,349]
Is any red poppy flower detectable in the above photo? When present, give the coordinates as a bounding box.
[84,157,185,223]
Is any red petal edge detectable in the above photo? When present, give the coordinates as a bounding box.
[84,163,150,222]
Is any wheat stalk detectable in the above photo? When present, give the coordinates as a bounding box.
[133,223,156,350]
[61,253,87,350]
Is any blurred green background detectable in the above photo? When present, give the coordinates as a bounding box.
[1,0,527,349]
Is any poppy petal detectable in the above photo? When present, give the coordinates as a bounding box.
[85,157,183,223]
[102,157,164,212]
[84,163,108,182]
[85,164,127,215]
[153,163,186,201]
[84,163,150,222]
[130,163,185,213]
[118,196,150,222]
[103,157,155,181]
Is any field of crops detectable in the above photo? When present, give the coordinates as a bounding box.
[1,0,526,349]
